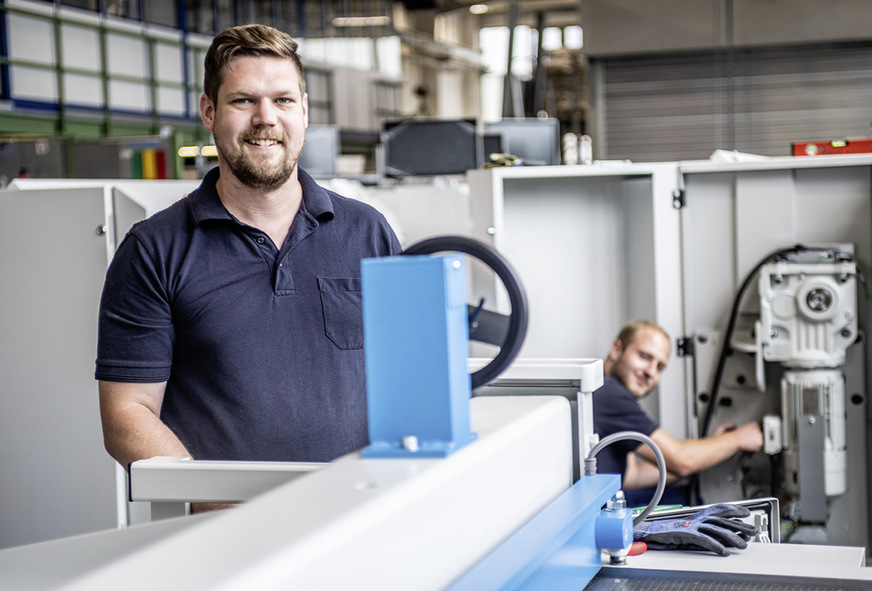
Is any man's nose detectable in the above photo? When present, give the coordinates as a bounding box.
[252,100,277,126]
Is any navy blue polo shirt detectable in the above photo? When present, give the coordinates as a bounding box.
[96,167,402,462]
[592,376,658,476]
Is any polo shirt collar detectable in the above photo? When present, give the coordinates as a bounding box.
[186,166,334,225]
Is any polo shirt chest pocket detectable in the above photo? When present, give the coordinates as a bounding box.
[318,277,364,350]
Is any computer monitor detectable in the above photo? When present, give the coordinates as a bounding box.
[482,133,503,162]
[299,124,340,179]
[485,118,561,166]
[382,118,482,177]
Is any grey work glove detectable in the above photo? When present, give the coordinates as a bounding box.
[633,503,757,556]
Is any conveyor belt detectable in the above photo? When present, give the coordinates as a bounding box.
[589,570,865,591]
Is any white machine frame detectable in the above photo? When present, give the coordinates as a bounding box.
[1,396,580,590]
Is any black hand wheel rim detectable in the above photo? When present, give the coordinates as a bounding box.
[402,235,528,389]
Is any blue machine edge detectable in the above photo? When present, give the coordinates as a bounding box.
[447,474,623,591]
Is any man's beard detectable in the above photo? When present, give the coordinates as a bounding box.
[219,132,298,191]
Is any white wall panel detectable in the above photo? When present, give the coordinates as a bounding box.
[10,66,57,102]
[436,70,464,117]
[8,14,55,65]
[61,24,101,72]
[187,47,204,116]
[106,32,147,78]
[0,188,121,550]
[333,68,372,129]
[376,36,402,77]
[64,73,103,107]
[157,86,186,116]
[154,42,183,84]
[109,79,150,112]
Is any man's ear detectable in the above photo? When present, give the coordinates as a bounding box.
[607,339,623,363]
[199,93,215,131]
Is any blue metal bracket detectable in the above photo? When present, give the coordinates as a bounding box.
[447,474,625,591]
[360,254,477,458]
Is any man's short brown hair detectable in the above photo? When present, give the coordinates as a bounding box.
[614,320,670,350]
[203,24,306,105]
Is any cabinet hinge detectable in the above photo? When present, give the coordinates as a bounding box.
[676,336,694,357]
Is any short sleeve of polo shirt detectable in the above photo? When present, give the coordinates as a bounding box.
[592,376,658,475]
[95,224,176,383]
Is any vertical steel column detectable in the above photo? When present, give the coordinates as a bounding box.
[532,11,547,116]
[501,0,520,118]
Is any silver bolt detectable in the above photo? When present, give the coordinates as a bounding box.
[606,491,627,511]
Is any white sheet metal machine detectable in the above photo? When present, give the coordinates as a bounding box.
[2,237,871,590]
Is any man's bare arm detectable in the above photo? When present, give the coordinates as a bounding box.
[634,422,763,479]
[100,381,236,514]
[99,380,191,470]
[621,451,683,490]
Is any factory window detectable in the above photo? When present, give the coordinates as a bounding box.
[251,0,274,27]
[273,1,299,36]
[479,24,585,121]
[186,0,216,35]
[306,69,333,125]
[58,0,99,11]
[106,0,137,18]
[375,81,400,120]
[215,0,251,31]
[52,0,142,20]
[145,0,178,28]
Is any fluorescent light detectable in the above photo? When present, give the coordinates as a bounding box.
[469,4,489,15]
[564,25,583,50]
[177,145,218,157]
[542,27,562,51]
[332,15,391,27]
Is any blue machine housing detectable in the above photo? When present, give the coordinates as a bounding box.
[361,254,477,458]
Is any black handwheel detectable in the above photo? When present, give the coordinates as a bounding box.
[402,235,528,389]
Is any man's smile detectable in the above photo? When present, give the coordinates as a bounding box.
[245,137,282,147]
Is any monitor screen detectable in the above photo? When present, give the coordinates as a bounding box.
[382,118,481,177]
[482,133,503,161]
[485,118,561,166]
[299,124,340,179]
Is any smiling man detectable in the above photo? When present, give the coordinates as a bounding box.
[95,25,402,494]
[593,320,763,505]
